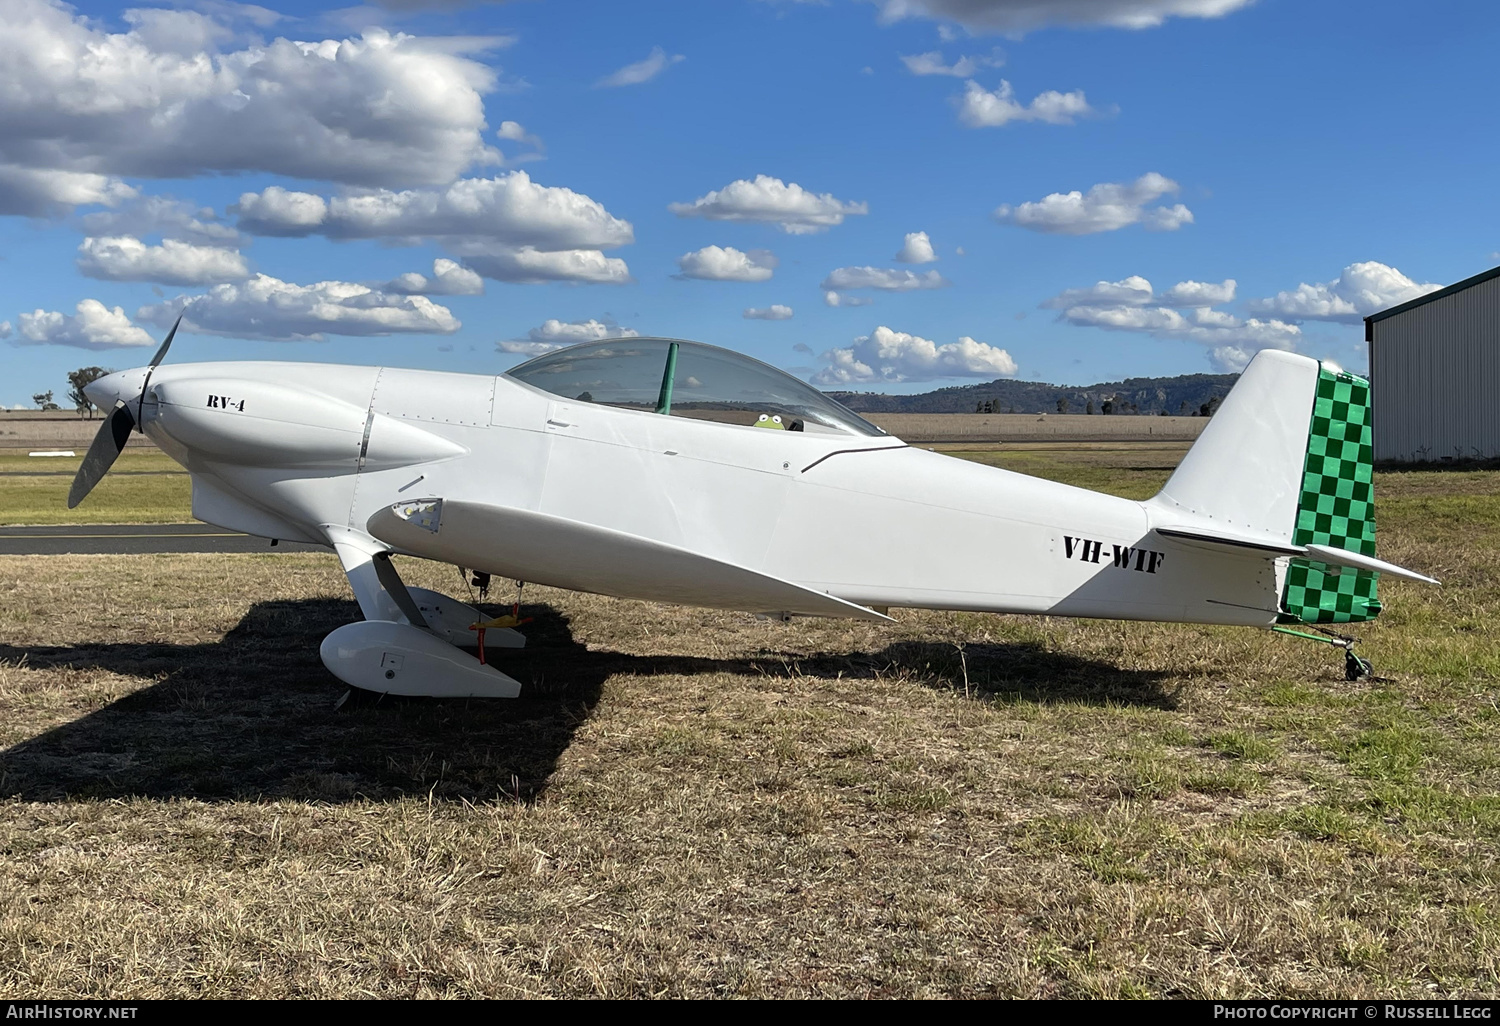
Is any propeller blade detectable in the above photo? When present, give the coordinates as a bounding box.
[67,401,135,509]
[149,314,181,369]
[136,313,182,432]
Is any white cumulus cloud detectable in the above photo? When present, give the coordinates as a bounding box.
[813,326,1018,385]
[80,195,240,245]
[233,174,635,285]
[669,175,868,235]
[1041,275,1155,309]
[497,121,539,145]
[137,274,460,340]
[1190,307,1239,328]
[820,267,951,291]
[744,305,794,320]
[0,166,136,217]
[459,247,631,285]
[995,173,1192,235]
[0,2,505,207]
[1044,273,1299,372]
[596,45,685,88]
[383,258,485,296]
[1160,278,1236,307]
[899,48,1003,76]
[234,173,634,250]
[498,318,639,355]
[497,340,565,357]
[675,246,778,282]
[957,80,1094,128]
[1062,304,1299,372]
[1247,261,1442,324]
[15,299,156,350]
[1062,304,1194,333]
[869,0,1254,35]
[824,291,874,307]
[76,236,250,285]
[495,120,544,160]
[118,7,236,55]
[233,187,330,237]
[894,231,938,264]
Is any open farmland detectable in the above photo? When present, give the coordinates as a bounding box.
[0,447,1496,997]
[866,413,1205,444]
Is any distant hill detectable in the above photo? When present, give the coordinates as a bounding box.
[825,371,1238,416]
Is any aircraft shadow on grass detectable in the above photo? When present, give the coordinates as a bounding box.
[0,598,1171,804]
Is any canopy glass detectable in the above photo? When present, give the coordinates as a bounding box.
[506,338,885,437]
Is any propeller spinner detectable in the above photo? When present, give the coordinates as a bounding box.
[66,315,182,509]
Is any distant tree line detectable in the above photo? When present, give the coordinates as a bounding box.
[972,397,1141,415]
[27,367,112,416]
[67,367,110,417]
[827,370,1237,417]
[975,393,1219,417]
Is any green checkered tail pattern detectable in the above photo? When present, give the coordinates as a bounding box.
[1278,366,1381,624]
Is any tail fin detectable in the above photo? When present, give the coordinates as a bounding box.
[1147,350,1421,624]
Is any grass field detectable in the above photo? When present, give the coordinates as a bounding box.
[0,445,1496,997]
[0,453,191,525]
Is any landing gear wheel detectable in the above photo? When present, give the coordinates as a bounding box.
[1273,625,1377,683]
[1344,648,1373,682]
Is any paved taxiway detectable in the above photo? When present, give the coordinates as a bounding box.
[0,524,325,555]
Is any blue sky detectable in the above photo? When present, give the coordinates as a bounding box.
[2,0,1496,407]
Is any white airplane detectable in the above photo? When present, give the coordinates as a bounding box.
[74,324,1436,697]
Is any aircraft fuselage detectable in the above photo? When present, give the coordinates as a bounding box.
[87,360,1284,627]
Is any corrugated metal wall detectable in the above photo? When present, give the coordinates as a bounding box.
[1371,273,1500,461]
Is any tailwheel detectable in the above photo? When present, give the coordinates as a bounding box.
[1344,647,1373,682]
[1272,624,1377,682]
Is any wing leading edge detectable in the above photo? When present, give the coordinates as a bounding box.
[367,498,894,623]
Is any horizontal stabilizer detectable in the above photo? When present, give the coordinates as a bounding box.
[368,498,894,622]
[1304,543,1438,585]
[1156,526,1302,556]
[1155,527,1438,585]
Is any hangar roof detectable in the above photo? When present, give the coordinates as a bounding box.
[1364,263,1500,340]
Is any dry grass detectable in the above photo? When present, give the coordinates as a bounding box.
[0,455,1496,997]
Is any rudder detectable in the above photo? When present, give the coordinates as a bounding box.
[1280,366,1380,624]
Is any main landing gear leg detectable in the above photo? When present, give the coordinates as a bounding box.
[320,528,523,698]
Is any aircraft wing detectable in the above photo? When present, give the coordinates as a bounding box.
[367,498,894,622]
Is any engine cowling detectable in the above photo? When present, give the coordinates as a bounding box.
[151,377,466,468]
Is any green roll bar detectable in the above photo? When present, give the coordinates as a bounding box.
[654,341,679,415]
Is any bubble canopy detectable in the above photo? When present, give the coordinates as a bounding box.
[505,338,885,438]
